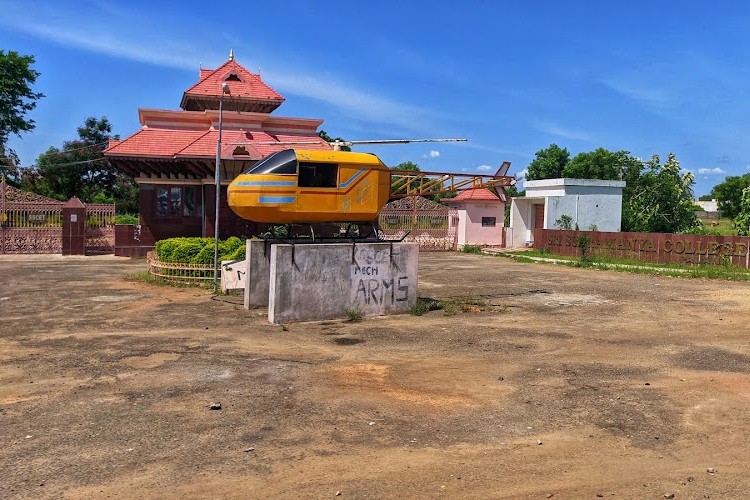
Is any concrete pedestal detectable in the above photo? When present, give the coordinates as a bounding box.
[243,240,271,309]
[268,242,418,323]
[243,241,418,323]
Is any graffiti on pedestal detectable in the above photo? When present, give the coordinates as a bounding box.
[351,246,410,307]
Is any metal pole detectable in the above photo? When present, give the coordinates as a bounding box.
[213,95,224,292]
[1,176,5,254]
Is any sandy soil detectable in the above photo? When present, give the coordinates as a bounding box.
[1,252,749,499]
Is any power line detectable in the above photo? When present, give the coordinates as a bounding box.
[42,141,110,156]
[23,157,109,170]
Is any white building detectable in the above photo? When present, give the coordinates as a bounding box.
[509,178,626,247]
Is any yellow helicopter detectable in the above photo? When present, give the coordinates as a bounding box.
[227,139,514,228]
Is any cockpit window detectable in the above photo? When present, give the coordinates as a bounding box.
[245,149,297,175]
[298,162,338,188]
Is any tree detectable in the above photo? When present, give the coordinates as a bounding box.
[563,148,625,180]
[734,187,750,236]
[621,153,698,233]
[390,161,422,194]
[709,174,750,218]
[526,144,569,180]
[0,50,44,184]
[318,130,351,151]
[28,116,138,212]
[392,161,420,174]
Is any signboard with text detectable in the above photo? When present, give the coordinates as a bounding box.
[535,229,750,268]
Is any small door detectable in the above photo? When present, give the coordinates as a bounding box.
[533,203,545,229]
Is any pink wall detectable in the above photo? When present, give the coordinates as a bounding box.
[456,202,505,246]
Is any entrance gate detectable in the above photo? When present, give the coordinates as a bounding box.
[1,180,116,255]
[378,196,458,251]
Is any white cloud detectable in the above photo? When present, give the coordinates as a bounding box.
[2,16,199,71]
[422,150,440,159]
[476,164,493,172]
[532,121,596,143]
[600,79,673,110]
[459,142,532,158]
[0,2,438,133]
[697,167,726,175]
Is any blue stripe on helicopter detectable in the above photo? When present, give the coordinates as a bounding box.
[258,196,296,204]
[339,167,367,189]
[234,181,297,187]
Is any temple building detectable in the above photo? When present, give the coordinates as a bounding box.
[104,51,332,242]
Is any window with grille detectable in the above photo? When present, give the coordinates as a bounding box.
[155,186,197,217]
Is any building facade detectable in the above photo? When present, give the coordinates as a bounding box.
[104,53,332,242]
[445,188,505,248]
[509,178,625,247]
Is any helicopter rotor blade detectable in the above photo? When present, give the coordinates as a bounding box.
[494,161,511,177]
[331,138,466,147]
[229,138,468,149]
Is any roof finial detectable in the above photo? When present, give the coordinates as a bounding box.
[229,49,234,61]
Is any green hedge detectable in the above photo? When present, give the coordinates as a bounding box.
[115,214,139,225]
[155,237,246,264]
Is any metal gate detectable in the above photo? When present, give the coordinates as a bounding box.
[83,204,116,255]
[378,196,458,251]
[0,200,64,253]
[1,180,115,255]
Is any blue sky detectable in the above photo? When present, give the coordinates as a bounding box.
[3,0,750,195]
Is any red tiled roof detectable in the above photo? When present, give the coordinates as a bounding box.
[105,127,330,160]
[447,188,500,202]
[183,60,284,103]
[105,129,209,157]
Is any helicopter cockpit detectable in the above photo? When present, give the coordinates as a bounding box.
[243,149,338,188]
[244,148,297,175]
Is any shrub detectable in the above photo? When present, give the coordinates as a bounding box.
[115,213,139,225]
[554,214,574,230]
[155,239,181,261]
[576,233,592,262]
[345,305,364,322]
[462,245,482,254]
[223,236,243,254]
[226,245,246,261]
[191,243,215,265]
[169,240,205,263]
[155,237,247,263]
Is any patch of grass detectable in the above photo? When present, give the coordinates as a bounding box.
[410,297,442,316]
[345,305,364,322]
[698,217,737,236]
[462,244,483,254]
[125,270,203,288]
[440,296,487,315]
[126,270,160,284]
[508,250,750,281]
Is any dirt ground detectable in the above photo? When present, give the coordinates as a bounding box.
[1,252,750,499]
